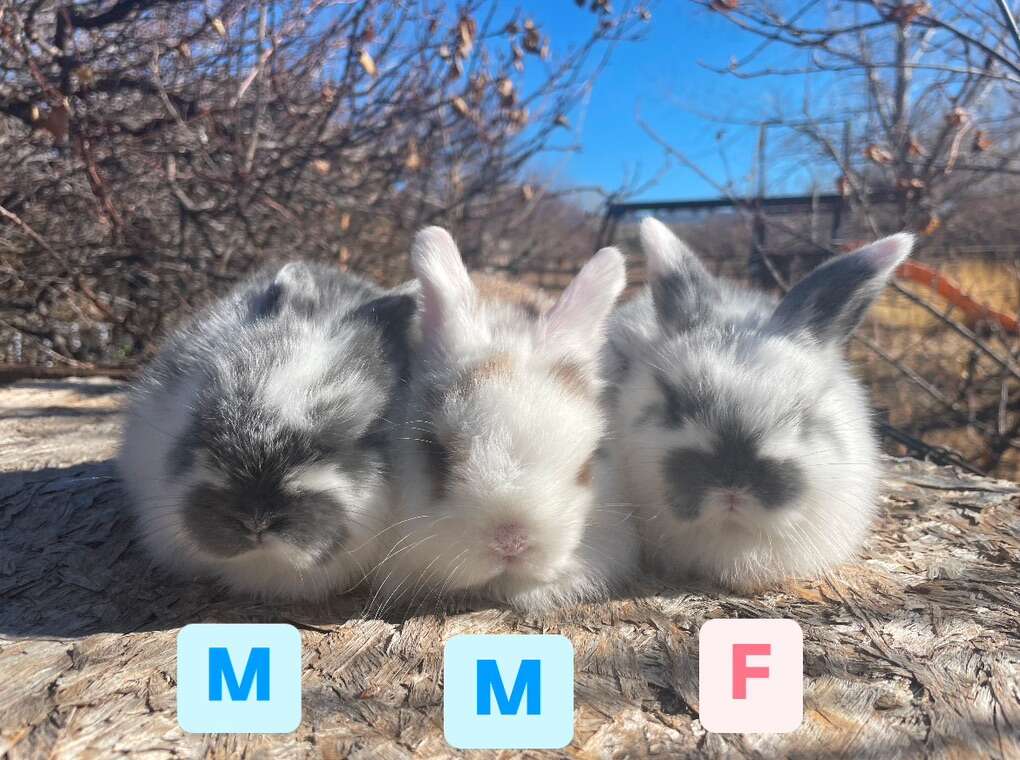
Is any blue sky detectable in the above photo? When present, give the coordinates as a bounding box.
[518,2,818,202]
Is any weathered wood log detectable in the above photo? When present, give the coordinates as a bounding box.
[1,379,1018,759]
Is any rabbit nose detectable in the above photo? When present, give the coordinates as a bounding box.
[491,523,529,559]
[722,491,747,512]
[243,515,273,538]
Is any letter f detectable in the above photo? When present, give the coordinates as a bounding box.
[732,643,771,699]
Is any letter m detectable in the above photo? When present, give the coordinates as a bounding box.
[208,647,270,701]
[476,659,540,716]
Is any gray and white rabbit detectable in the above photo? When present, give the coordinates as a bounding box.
[118,262,415,600]
[372,227,639,613]
[604,217,913,592]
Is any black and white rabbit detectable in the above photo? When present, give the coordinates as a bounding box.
[372,227,639,613]
[604,217,913,592]
[118,262,414,600]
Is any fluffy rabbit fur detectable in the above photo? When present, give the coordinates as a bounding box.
[119,262,414,600]
[604,218,913,592]
[373,227,639,612]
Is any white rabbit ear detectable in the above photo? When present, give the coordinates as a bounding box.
[542,247,626,355]
[640,217,720,332]
[769,232,914,344]
[411,226,475,348]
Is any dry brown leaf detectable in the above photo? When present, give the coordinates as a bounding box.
[438,44,451,60]
[896,177,925,191]
[448,58,463,82]
[34,100,69,142]
[339,212,351,231]
[710,0,739,11]
[176,41,192,60]
[405,141,422,171]
[973,130,992,152]
[523,26,541,54]
[509,108,528,127]
[908,135,926,157]
[921,212,941,236]
[74,66,95,87]
[889,2,930,25]
[497,77,515,105]
[311,159,331,176]
[451,96,471,118]
[512,44,525,72]
[639,7,652,21]
[865,144,894,165]
[470,74,488,94]
[457,14,476,58]
[521,184,534,201]
[946,107,970,127]
[211,17,227,39]
[554,114,570,128]
[359,49,377,77]
[836,175,852,196]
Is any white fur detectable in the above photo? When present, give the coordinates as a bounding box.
[373,228,639,613]
[118,264,403,600]
[604,219,913,592]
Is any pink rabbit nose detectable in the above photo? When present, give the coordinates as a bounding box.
[491,523,529,559]
[724,492,745,512]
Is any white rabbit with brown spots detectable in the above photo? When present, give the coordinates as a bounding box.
[373,227,639,613]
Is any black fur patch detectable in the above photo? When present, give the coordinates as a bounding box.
[183,478,348,561]
[661,427,805,520]
[770,250,888,344]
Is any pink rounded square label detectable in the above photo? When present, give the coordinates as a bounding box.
[698,618,803,733]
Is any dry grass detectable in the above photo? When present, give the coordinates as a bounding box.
[856,258,1020,479]
[870,259,1020,328]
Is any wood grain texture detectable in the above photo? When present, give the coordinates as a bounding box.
[1,379,1018,759]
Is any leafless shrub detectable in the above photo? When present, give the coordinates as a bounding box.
[0,0,647,367]
[630,0,1020,476]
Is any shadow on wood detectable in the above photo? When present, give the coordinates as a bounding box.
[1,379,1018,758]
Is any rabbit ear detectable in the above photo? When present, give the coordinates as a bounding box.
[640,217,720,332]
[542,246,626,356]
[411,226,476,349]
[769,233,914,344]
[348,292,417,355]
[252,261,320,319]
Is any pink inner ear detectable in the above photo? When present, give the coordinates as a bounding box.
[640,217,683,275]
[543,247,625,348]
[860,232,914,272]
[418,278,446,341]
[410,226,473,345]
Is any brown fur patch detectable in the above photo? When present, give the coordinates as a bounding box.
[551,359,592,399]
[576,455,594,486]
[471,274,554,319]
[453,353,514,397]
